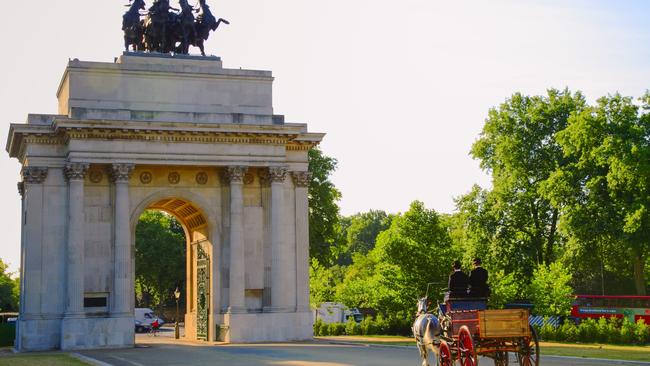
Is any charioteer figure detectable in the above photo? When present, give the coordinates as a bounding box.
[122,0,229,55]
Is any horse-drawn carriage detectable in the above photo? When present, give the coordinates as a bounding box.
[413,291,539,366]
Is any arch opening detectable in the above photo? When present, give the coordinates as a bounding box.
[133,197,213,342]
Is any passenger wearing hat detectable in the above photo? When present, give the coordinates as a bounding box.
[469,258,490,298]
[447,260,469,298]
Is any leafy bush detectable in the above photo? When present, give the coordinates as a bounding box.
[620,318,636,344]
[578,318,597,343]
[605,317,620,344]
[312,314,413,337]
[538,319,557,341]
[537,317,649,345]
[345,318,361,335]
[360,316,377,335]
[559,321,579,342]
[313,319,324,336]
[635,319,650,344]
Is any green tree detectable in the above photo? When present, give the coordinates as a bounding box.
[134,210,186,308]
[0,259,19,312]
[308,148,342,265]
[528,262,573,316]
[471,89,587,269]
[337,210,392,265]
[309,259,346,309]
[371,201,457,313]
[543,93,650,295]
[334,252,385,309]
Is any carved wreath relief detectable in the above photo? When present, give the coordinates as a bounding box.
[168,172,181,185]
[196,172,208,185]
[89,170,103,183]
[140,172,153,184]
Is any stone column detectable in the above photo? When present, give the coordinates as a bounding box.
[292,171,311,312]
[64,163,89,317]
[19,168,48,318]
[225,166,247,313]
[269,167,292,311]
[110,164,135,315]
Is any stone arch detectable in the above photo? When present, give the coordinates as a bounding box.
[130,188,220,341]
[130,188,218,236]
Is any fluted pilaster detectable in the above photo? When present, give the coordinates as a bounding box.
[225,166,247,312]
[292,171,311,311]
[64,162,89,317]
[111,164,134,315]
[268,167,292,311]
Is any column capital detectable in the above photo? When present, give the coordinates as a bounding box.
[21,166,48,184]
[110,163,135,183]
[291,171,311,187]
[268,167,288,184]
[64,163,89,182]
[223,166,248,184]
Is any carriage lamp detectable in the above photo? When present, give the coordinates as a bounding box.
[174,287,181,339]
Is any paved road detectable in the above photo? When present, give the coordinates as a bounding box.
[79,339,650,366]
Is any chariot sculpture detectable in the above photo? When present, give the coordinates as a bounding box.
[122,0,229,56]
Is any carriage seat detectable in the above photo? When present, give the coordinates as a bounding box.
[440,297,488,315]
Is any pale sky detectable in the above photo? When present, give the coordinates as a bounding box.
[1,0,649,273]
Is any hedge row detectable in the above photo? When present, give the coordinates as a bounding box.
[313,315,412,337]
[537,317,650,345]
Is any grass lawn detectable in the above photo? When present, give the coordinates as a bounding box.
[318,336,650,362]
[540,342,650,362]
[0,354,90,366]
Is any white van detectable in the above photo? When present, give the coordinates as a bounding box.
[134,308,165,333]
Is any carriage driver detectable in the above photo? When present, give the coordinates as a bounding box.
[468,258,490,298]
[447,260,469,299]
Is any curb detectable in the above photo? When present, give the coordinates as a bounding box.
[545,355,650,365]
[71,353,114,366]
[315,339,416,350]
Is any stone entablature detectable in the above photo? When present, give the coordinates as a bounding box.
[7,55,324,352]
[7,119,322,164]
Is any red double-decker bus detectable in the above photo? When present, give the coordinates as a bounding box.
[571,295,650,324]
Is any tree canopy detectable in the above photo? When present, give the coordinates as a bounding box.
[0,259,19,312]
[308,148,342,266]
[134,210,186,308]
[543,93,650,295]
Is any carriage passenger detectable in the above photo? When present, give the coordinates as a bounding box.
[468,258,490,298]
[447,260,469,299]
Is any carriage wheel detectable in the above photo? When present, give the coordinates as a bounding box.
[517,325,540,366]
[439,340,453,366]
[457,326,478,366]
[494,351,509,366]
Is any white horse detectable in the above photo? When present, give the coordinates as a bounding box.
[412,297,443,366]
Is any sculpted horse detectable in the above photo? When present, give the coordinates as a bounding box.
[192,0,230,56]
[144,0,178,53]
[412,297,443,366]
[122,0,145,51]
[174,0,198,54]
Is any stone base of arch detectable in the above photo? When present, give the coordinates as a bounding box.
[7,53,323,351]
[222,311,313,343]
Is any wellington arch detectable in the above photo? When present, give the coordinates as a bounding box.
[6,53,323,351]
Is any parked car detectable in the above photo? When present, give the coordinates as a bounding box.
[313,303,363,324]
[134,308,165,333]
